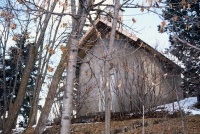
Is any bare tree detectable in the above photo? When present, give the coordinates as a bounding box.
[0,0,36,132]
[0,0,59,133]
[60,0,95,133]
[27,10,65,128]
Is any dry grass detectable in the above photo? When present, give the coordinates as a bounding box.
[44,115,200,134]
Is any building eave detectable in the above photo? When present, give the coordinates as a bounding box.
[78,18,182,72]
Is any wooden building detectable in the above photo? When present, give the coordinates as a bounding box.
[75,18,182,116]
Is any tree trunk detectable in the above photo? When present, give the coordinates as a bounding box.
[27,94,38,127]
[27,10,64,129]
[27,80,41,127]
[2,2,56,133]
[2,45,37,134]
[105,0,120,134]
[60,0,79,132]
[34,1,90,133]
[60,0,90,133]
[27,51,43,128]
[34,51,68,134]
[105,1,120,133]
[60,38,78,134]
[105,66,111,134]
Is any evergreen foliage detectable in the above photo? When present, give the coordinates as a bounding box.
[0,33,37,127]
[162,0,200,100]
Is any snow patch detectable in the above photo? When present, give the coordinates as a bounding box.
[16,114,24,128]
[157,97,200,115]
[12,127,25,134]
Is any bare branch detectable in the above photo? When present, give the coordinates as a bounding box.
[173,35,200,51]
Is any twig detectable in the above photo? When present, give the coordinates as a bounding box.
[173,35,200,51]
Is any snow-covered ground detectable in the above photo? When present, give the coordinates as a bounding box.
[157,97,200,115]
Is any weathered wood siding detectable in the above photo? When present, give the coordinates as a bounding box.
[78,38,182,115]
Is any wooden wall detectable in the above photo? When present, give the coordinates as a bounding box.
[77,38,182,116]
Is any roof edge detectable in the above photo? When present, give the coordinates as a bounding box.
[78,18,181,70]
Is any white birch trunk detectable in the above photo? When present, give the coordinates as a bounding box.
[60,0,91,133]
[60,38,78,134]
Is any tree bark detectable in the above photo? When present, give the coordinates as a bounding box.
[60,0,79,132]
[105,0,120,134]
[2,2,56,133]
[27,45,43,128]
[34,0,91,133]
[34,51,69,134]
[60,38,78,134]
[60,0,91,133]
[27,10,64,128]
[105,66,111,134]
[2,45,37,134]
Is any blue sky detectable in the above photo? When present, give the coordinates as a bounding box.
[122,4,169,52]
[95,0,170,52]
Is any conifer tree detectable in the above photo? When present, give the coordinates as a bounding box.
[162,0,200,102]
[0,33,37,128]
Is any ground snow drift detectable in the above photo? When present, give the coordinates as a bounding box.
[157,97,200,115]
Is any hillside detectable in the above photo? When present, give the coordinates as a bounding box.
[12,97,200,134]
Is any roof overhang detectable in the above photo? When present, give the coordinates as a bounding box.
[77,18,182,73]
